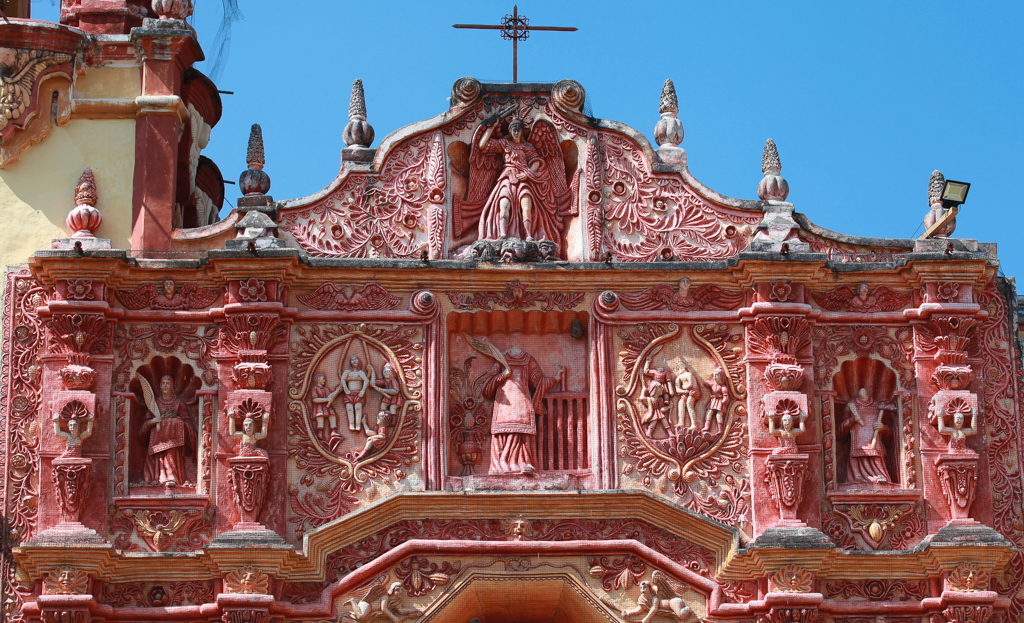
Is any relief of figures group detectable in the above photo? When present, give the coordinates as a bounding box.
[639,362,729,437]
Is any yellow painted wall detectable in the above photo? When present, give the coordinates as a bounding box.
[74,66,141,100]
[0,118,136,269]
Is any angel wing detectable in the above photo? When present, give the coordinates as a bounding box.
[812,285,857,311]
[619,284,676,311]
[651,571,677,600]
[115,284,161,310]
[859,286,912,312]
[462,332,510,375]
[178,283,221,309]
[352,283,402,310]
[685,284,745,312]
[361,582,389,604]
[137,374,161,418]
[528,119,573,216]
[297,283,341,310]
[453,123,503,238]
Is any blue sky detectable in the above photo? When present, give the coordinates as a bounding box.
[31,1,1024,279]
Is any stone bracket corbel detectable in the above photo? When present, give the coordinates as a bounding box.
[134,95,189,123]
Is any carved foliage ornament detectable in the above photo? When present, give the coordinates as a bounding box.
[0,47,73,133]
[287,324,422,537]
[115,279,221,310]
[616,322,750,525]
[947,562,989,592]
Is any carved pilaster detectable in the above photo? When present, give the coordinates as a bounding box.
[51,457,92,524]
[765,453,811,527]
[227,455,270,527]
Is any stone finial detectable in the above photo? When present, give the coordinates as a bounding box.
[659,78,678,114]
[239,124,271,197]
[654,79,685,163]
[343,79,374,148]
[758,139,789,201]
[929,170,945,207]
[67,169,102,238]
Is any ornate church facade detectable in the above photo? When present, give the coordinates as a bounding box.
[0,3,1021,623]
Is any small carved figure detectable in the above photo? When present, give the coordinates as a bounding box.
[673,362,701,430]
[224,565,269,594]
[53,410,94,458]
[372,363,404,419]
[464,333,562,475]
[44,566,89,595]
[642,363,673,436]
[340,355,374,433]
[935,398,978,453]
[356,410,392,461]
[766,401,807,454]
[603,571,700,623]
[454,113,572,245]
[703,367,729,434]
[138,375,195,487]
[839,388,896,485]
[311,373,343,444]
[343,581,422,623]
[228,405,268,458]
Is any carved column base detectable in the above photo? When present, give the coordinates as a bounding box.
[934,590,1001,623]
[227,455,269,528]
[52,457,93,525]
[935,451,979,523]
[218,593,273,623]
[765,453,810,527]
[35,594,95,623]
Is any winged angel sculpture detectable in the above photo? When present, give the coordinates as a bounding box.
[812,283,911,313]
[453,108,575,250]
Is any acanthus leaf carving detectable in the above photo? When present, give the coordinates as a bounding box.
[769,565,814,593]
[823,578,928,601]
[280,133,438,258]
[446,280,584,312]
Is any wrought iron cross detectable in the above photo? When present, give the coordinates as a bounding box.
[453,5,577,83]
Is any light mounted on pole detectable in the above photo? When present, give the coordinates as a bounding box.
[940,179,971,208]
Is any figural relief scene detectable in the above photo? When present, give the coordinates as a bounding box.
[2,66,1022,623]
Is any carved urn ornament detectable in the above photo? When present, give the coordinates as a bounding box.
[239,124,271,197]
[66,169,102,238]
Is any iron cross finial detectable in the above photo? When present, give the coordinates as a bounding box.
[453,6,578,83]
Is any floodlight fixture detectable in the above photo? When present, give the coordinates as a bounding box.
[941,180,971,208]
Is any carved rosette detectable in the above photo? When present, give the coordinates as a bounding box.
[935,453,979,522]
[765,453,810,526]
[227,455,270,526]
[51,457,92,524]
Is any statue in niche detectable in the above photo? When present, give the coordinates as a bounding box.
[839,388,896,485]
[703,367,729,434]
[641,363,673,436]
[453,110,573,246]
[464,333,562,475]
[53,409,94,458]
[138,375,195,487]
[673,362,701,430]
[129,356,200,489]
[311,373,343,445]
